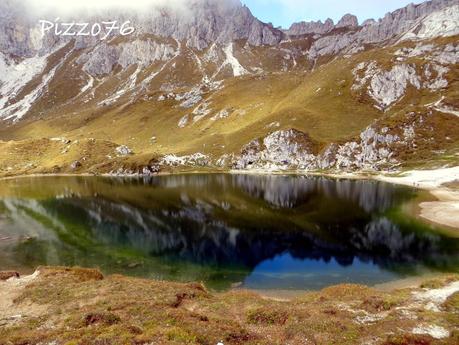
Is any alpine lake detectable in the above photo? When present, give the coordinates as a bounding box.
[0,174,457,291]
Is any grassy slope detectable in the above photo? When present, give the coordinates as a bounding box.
[0,36,458,176]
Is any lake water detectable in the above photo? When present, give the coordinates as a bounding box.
[0,174,457,291]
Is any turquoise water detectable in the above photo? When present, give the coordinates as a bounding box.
[0,174,457,291]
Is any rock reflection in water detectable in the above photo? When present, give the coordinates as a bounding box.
[0,174,457,290]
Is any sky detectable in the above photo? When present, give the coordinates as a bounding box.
[23,0,426,28]
[242,0,425,28]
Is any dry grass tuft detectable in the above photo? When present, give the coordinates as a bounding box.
[38,266,104,282]
[0,268,457,344]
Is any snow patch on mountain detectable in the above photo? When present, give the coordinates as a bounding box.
[0,53,48,115]
[222,43,248,77]
[0,49,71,121]
[80,73,94,94]
[99,65,142,106]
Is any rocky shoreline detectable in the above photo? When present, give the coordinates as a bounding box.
[1,165,458,233]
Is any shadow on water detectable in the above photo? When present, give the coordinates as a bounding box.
[0,174,457,290]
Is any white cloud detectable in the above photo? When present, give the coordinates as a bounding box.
[22,0,190,13]
[14,0,427,27]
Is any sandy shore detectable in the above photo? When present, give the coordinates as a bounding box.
[377,167,459,230]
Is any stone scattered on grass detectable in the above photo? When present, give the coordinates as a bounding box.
[50,137,71,145]
[70,161,82,170]
[161,153,209,167]
[412,324,450,339]
[115,145,133,156]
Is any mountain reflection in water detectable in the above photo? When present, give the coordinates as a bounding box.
[0,174,457,290]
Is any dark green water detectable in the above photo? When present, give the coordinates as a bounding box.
[0,174,457,291]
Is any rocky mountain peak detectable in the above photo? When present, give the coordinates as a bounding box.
[285,18,335,36]
[362,19,377,27]
[144,0,283,49]
[336,14,359,28]
[286,0,457,38]
[0,0,284,55]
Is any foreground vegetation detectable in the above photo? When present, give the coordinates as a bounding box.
[0,267,458,345]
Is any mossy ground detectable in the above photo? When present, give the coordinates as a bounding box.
[0,267,458,345]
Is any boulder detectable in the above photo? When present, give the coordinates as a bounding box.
[116,145,133,156]
[0,271,20,281]
[70,161,82,170]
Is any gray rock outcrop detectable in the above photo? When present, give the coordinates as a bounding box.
[292,0,457,59]
[286,19,335,36]
[234,129,317,170]
[78,39,177,76]
[336,14,359,28]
